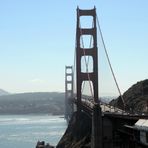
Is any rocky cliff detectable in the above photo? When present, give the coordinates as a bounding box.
[57,111,91,148]
[110,79,148,113]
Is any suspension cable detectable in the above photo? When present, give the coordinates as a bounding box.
[96,14,126,108]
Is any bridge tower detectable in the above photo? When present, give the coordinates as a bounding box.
[76,7,99,111]
[76,7,102,148]
[65,66,74,122]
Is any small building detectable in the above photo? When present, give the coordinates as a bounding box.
[134,119,148,146]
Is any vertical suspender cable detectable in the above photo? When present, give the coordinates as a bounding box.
[81,22,94,94]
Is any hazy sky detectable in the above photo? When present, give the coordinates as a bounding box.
[0,0,148,95]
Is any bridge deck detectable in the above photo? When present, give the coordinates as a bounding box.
[72,97,148,119]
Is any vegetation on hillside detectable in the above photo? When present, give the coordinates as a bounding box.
[110,79,148,113]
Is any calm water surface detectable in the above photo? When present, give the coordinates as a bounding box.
[0,115,67,148]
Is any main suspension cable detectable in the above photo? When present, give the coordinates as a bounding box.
[96,14,126,108]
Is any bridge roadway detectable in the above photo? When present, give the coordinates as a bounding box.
[72,97,125,116]
[72,97,148,120]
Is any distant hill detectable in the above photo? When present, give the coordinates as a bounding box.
[110,79,148,113]
[0,92,65,115]
[0,89,10,96]
[100,96,117,104]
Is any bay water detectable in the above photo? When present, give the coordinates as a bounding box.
[0,115,67,148]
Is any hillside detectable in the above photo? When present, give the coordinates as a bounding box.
[0,92,65,115]
[57,111,91,148]
[0,89,10,96]
[110,79,148,113]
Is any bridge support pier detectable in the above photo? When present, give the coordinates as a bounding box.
[91,104,102,148]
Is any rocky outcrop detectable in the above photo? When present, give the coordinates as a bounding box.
[56,111,91,148]
[36,141,54,148]
[110,79,148,113]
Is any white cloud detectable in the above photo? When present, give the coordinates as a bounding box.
[30,78,45,84]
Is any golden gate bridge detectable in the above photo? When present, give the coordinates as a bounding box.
[64,7,148,148]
